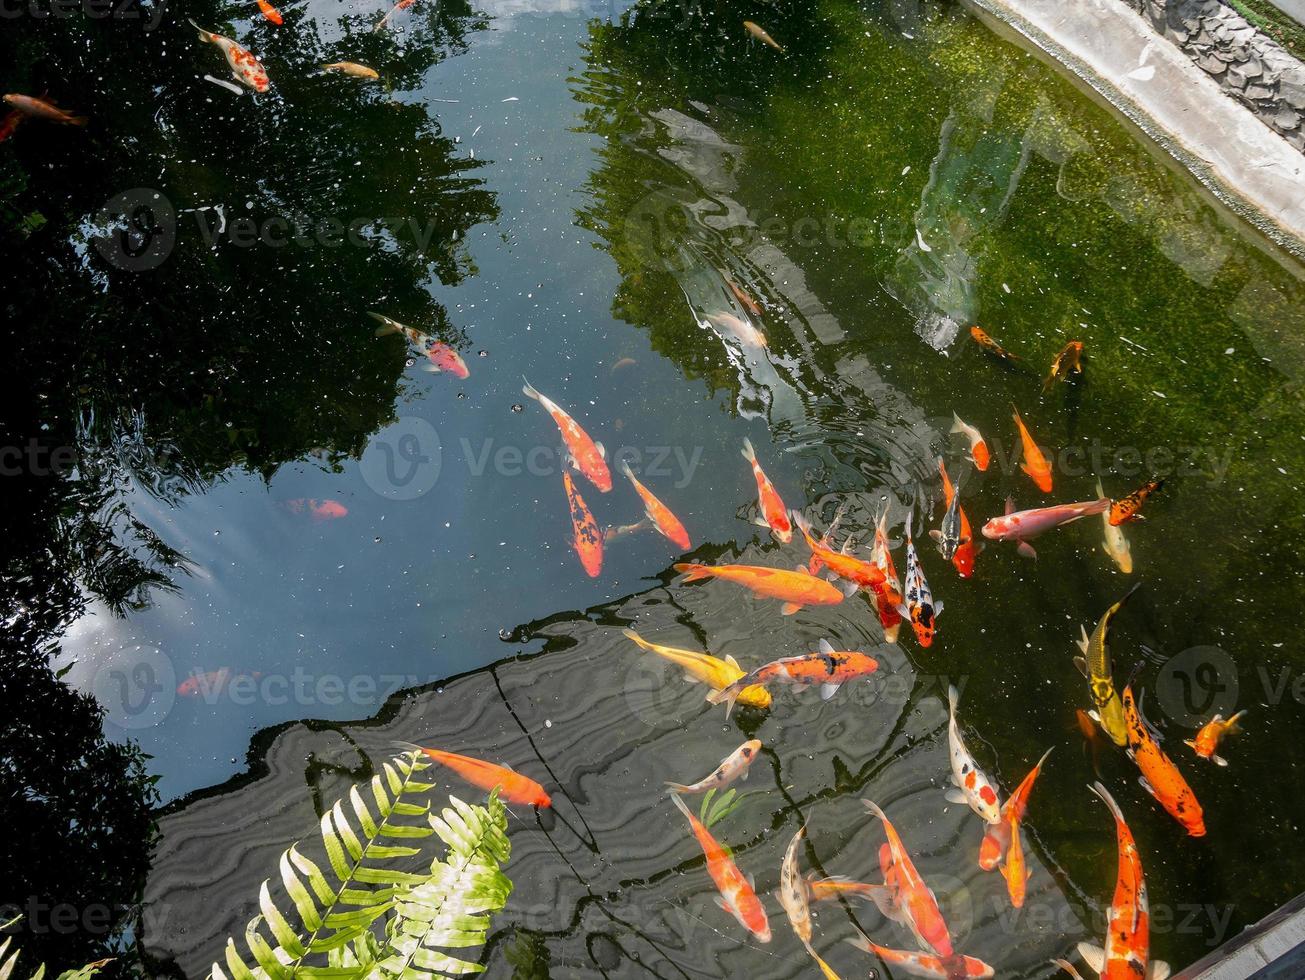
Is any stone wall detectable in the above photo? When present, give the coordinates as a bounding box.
[1124,0,1305,150]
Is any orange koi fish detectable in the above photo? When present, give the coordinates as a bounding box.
[1109,478,1164,526]
[849,931,994,980]
[1043,341,1084,392]
[670,793,771,941]
[741,437,791,542]
[727,279,763,317]
[808,875,892,905]
[424,342,469,379]
[705,311,767,349]
[256,0,283,24]
[665,740,760,795]
[189,20,271,93]
[1072,782,1169,980]
[1012,404,1053,492]
[674,562,843,616]
[621,630,771,710]
[374,0,417,29]
[620,461,690,550]
[522,377,611,492]
[793,512,885,594]
[322,62,381,80]
[177,667,235,697]
[1123,685,1205,837]
[950,413,989,471]
[706,639,879,716]
[862,800,954,959]
[871,507,904,643]
[1185,710,1246,767]
[743,20,783,51]
[970,325,1020,361]
[416,747,552,808]
[562,471,602,578]
[937,459,977,578]
[2,94,86,126]
[980,747,1053,871]
[284,498,348,521]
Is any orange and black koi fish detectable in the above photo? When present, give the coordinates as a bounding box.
[970,326,1020,361]
[1043,340,1084,392]
[1123,685,1205,837]
[706,639,879,716]
[1185,710,1246,767]
[523,377,611,492]
[1109,478,1164,525]
[562,470,603,578]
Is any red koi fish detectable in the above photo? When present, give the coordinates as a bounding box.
[1122,685,1205,837]
[2,95,85,126]
[562,471,603,578]
[416,747,552,808]
[849,931,993,979]
[950,413,989,471]
[675,562,843,615]
[706,639,879,716]
[374,0,417,31]
[980,747,1054,871]
[937,459,977,578]
[0,110,23,142]
[177,668,235,697]
[670,793,771,941]
[1012,404,1053,493]
[1066,783,1169,980]
[284,498,349,520]
[793,512,885,594]
[620,460,690,550]
[522,377,611,492]
[189,20,270,93]
[741,437,791,542]
[1185,710,1246,767]
[425,343,469,379]
[256,0,284,24]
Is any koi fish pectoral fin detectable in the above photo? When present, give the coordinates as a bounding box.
[944,788,969,806]
[780,602,802,616]
[1073,656,1089,678]
[1077,943,1105,974]
[1213,754,1228,767]
[1017,540,1038,560]
[1051,958,1089,980]
[1148,961,1171,980]
[1076,625,1090,654]
[819,682,842,700]
[1138,775,1160,800]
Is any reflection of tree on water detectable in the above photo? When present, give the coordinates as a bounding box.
[1,3,497,973]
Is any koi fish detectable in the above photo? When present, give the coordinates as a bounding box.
[1075,585,1138,747]
[1000,808,1030,908]
[793,512,885,594]
[979,747,1053,872]
[726,279,763,317]
[743,20,783,51]
[897,512,942,647]
[937,460,977,578]
[610,357,637,374]
[369,311,429,345]
[848,932,993,980]
[970,325,1020,361]
[1075,708,1107,780]
[283,498,349,520]
[1075,782,1169,980]
[1043,340,1084,392]
[808,875,892,905]
[256,0,283,24]
[675,562,842,616]
[1185,710,1246,767]
[424,342,470,379]
[981,497,1110,560]
[1109,478,1164,526]
[871,507,904,643]
[1011,404,1053,492]
[0,109,23,142]
[930,461,967,562]
[862,800,954,958]
[177,667,235,697]
[704,311,767,349]
[950,413,989,471]
[1123,685,1206,837]
[322,62,380,80]
[416,747,552,808]
[562,471,602,578]
[779,827,842,978]
[740,437,791,542]
[620,460,690,550]
[621,629,772,710]
[522,377,611,492]
[374,0,417,30]
[189,20,271,93]
[706,639,879,716]
[666,740,761,794]
[945,685,1001,824]
[2,94,86,126]
[670,793,771,941]
[1098,478,1132,573]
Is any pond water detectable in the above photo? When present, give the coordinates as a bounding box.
[5,0,1305,976]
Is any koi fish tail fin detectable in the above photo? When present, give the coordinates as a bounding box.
[392,739,428,760]
[520,376,543,402]
[1087,780,1125,824]
[844,926,875,954]
[705,678,747,717]
[947,682,960,718]
[668,790,694,823]
[1226,709,1248,733]
[367,311,402,336]
[949,412,967,435]
[740,436,756,463]
[1051,958,1089,980]
[618,458,635,482]
[664,781,695,795]
[621,628,651,651]
[188,18,215,41]
[673,562,712,583]
[860,798,889,826]
[1087,497,1111,515]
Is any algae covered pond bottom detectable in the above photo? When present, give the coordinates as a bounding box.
[5,0,1305,976]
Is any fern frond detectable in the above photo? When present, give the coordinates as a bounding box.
[213,752,439,977]
[0,922,110,980]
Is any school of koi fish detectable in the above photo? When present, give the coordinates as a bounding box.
[4,12,1246,977]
